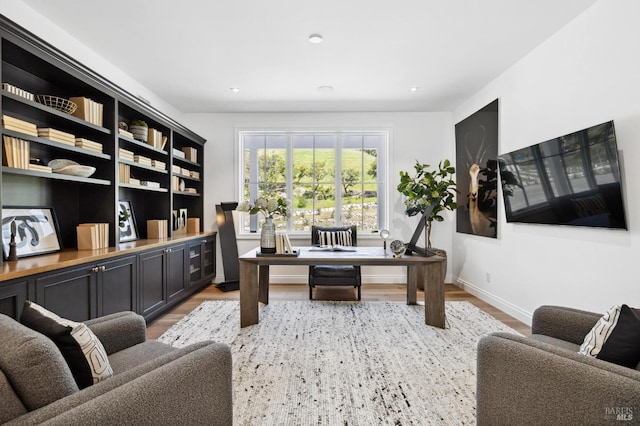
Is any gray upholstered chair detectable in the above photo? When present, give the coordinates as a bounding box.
[0,311,232,425]
[309,225,361,300]
[477,305,640,425]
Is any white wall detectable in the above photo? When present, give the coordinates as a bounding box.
[0,1,183,121]
[452,0,640,323]
[182,112,455,283]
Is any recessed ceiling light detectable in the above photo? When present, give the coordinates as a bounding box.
[230,87,240,93]
[309,33,323,44]
[317,85,334,93]
[409,87,420,92]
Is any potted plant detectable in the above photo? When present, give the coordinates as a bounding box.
[129,119,148,142]
[397,159,457,252]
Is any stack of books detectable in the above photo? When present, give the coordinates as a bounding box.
[70,97,103,126]
[2,83,34,101]
[119,163,130,183]
[275,232,294,254]
[118,148,134,161]
[76,223,109,250]
[184,188,197,194]
[2,136,30,169]
[190,170,200,180]
[133,154,152,166]
[151,159,166,170]
[172,176,181,191]
[172,148,185,159]
[2,115,37,136]
[140,180,160,188]
[171,164,181,174]
[28,163,52,173]
[37,127,75,146]
[118,128,134,139]
[182,147,197,163]
[75,138,102,153]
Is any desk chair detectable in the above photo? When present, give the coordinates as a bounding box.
[309,225,361,300]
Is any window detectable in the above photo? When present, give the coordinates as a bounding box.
[239,130,388,235]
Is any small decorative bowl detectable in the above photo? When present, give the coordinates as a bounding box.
[35,95,77,114]
[48,159,96,178]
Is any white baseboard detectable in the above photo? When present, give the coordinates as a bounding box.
[453,276,533,325]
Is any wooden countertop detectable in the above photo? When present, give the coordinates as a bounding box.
[0,232,216,282]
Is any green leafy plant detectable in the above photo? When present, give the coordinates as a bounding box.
[397,159,458,249]
[130,119,148,127]
[236,196,291,220]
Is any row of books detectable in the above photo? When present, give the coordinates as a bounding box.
[2,83,34,101]
[77,223,109,250]
[119,148,134,161]
[182,146,197,162]
[119,163,131,183]
[148,128,167,150]
[171,164,199,179]
[3,136,30,169]
[275,232,294,254]
[70,97,103,127]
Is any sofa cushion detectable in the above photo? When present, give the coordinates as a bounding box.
[0,368,27,423]
[0,313,78,411]
[20,301,113,389]
[108,341,176,374]
[529,334,581,352]
[579,304,640,369]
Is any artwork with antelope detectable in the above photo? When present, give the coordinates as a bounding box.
[455,99,499,238]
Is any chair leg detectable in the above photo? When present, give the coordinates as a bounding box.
[357,285,361,300]
[309,285,313,300]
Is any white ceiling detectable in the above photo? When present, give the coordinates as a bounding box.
[22,0,598,113]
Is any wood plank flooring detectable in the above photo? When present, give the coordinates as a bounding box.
[146,283,531,339]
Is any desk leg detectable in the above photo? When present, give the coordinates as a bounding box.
[240,260,259,327]
[424,259,445,328]
[258,265,270,304]
[406,265,421,305]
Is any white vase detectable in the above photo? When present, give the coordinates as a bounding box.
[260,217,276,253]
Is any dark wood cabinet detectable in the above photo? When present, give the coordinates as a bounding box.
[0,278,29,319]
[35,266,96,322]
[166,243,188,302]
[188,234,216,287]
[97,255,137,316]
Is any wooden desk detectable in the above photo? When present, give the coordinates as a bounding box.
[239,246,446,328]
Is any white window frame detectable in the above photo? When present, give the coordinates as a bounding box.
[236,128,390,237]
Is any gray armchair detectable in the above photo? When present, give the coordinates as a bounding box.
[0,311,232,425]
[477,305,640,425]
[309,225,361,300]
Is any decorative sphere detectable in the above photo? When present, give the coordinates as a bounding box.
[390,240,405,257]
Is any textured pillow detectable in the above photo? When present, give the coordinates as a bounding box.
[20,301,113,389]
[318,229,353,246]
[579,304,640,368]
[0,313,78,411]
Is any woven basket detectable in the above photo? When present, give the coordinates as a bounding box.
[35,95,77,114]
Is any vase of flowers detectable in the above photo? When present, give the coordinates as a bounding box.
[236,196,291,254]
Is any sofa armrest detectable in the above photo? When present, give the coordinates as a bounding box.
[8,341,233,426]
[477,332,640,426]
[531,305,601,345]
[84,312,146,355]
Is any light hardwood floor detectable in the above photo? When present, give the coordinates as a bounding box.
[146,283,531,339]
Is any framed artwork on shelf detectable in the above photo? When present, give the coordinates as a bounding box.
[1,206,62,259]
[118,200,139,242]
[173,208,188,235]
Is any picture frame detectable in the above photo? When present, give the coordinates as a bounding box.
[173,208,187,235]
[1,206,63,259]
[118,200,139,242]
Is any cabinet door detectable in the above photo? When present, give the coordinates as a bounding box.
[35,266,96,321]
[139,248,166,317]
[167,243,188,302]
[98,255,138,316]
[203,235,216,282]
[0,279,29,320]
[188,239,204,285]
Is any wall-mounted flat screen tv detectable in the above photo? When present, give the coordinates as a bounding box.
[498,121,627,229]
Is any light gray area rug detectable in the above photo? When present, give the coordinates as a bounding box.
[158,301,518,425]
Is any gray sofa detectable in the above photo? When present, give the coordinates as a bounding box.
[477,305,640,425]
[0,311,232,425]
